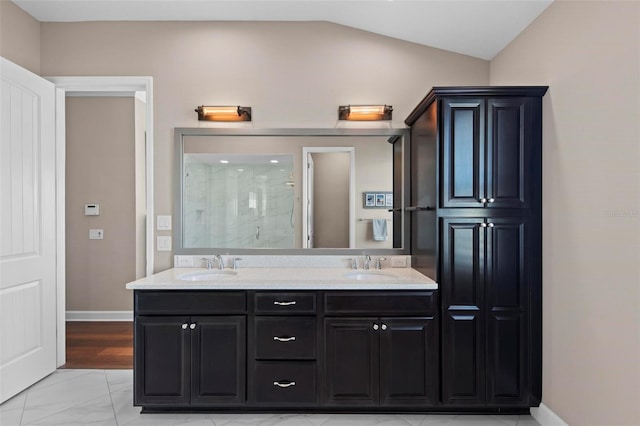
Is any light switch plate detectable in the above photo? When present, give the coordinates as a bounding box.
[157,236,172,251]
[157,215,172,231]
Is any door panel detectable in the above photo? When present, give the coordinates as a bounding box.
[191,316,246,405]
[379,317,438,406]
[486,218,528,404]
[0,58,56,403]
[324,318,378,406]
[134,316,190,405]
[440,217,485,405]
[486,98,530,208]
[441,99,485,207]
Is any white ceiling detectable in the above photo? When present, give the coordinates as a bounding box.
[12,0,554,60]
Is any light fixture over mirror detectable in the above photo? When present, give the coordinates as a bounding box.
[338,105,392,121]
[195,105,252,122]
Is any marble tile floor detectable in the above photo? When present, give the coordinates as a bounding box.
[0,370,541,426]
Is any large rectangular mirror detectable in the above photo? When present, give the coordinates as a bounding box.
[174,128,409,255]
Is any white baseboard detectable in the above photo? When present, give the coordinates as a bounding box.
[66,311,133,321]
[531,403,569,426]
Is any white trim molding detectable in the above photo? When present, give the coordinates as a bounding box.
[66,311,133,322]
[531,403,570,426]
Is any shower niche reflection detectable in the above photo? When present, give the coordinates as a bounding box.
[183,153,295,248]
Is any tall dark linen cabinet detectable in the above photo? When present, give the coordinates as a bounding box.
[405,86,547,408]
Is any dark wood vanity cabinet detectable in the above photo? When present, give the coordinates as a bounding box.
[134,291,247,408]
[324,292,439,407]
[406,86,547,409]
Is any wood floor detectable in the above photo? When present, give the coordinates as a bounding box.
[62,321,133,369]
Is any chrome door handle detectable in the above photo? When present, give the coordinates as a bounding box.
[381,324,387,330]
[273,301,296,306]
[480,223,487,228]
[273,336,296,342]
[181,323,188,330]
[189,323,196,330]
[488,198,495,203]
[273,381,296,388]
[373,324,379,330]
[487,223,495,228]
[480,198,487,203]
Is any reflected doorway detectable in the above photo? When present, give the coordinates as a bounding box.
[302,147,355,248]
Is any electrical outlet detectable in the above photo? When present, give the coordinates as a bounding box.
[175,255,194,267]
[157,236,172,251]
[89,229,104,240]
[391,256,407,268]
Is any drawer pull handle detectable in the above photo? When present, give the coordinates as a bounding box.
[273,381,296,388]
[273,301,296,306]
[273,336,296,342]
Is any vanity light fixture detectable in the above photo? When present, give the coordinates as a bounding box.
[195,105,252,122]
[338,104,392,121]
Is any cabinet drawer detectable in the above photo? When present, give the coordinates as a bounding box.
[254,292,316,314]
[255,318,316,360]
[135,291,246,315]
[324,291,436,316]
[253,362,316,404]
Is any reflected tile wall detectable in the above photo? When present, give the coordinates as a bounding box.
[184,161,294,248]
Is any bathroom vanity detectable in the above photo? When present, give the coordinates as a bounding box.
[129,85,547,414]
[127,264,441,412]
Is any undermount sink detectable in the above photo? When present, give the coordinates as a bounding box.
[178,270,238,281]
[343,271,398,281]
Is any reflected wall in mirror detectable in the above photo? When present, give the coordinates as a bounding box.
[175,128,409,254]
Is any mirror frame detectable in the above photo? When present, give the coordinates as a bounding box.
[174,127,410,255]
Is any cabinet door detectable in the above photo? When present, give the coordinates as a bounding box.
[134,316,190,406]
[441,99,485,208]
[379,317,439,406]
[485,218,529,405]
[191,316,246,405]
[324,318,379,406]
[486,98,533,209]
[440,218,486,405]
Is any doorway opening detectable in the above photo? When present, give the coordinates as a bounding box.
[302,147,355,248]
[49,76,153,368]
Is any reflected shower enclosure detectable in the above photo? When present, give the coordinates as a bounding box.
[183,153,295,248]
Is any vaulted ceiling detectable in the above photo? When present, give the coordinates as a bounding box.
[12,0,553,60]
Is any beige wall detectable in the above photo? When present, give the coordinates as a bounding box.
[490,2,640,425]
[39,21,489,271]
[66,97,136,311]
[0,0,40,74]
[134,98,147,279]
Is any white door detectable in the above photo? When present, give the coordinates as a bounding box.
[306,153,315,248]
[0,58,57,403]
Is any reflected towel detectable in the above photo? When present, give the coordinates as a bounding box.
[372,219,388,241]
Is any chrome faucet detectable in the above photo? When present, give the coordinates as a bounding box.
[232,257,242,270]
[363,255,372,270]
[347,258,358,270]
[214,254,225,270]
[375,257,387,270]
[201,257,214,270]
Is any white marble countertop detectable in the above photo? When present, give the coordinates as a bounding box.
[126,267,437,290]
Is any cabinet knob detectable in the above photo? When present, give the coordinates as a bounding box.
[488,223,495,228]
[273,336,296,342]
[373,324,379,330]
[480,198,487,203]
[381,324,387,331]
[189,323,196,330]
[480,223,487,228]
[273,381,296,388]
[488,198,495,203]
[181,323,188,330]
